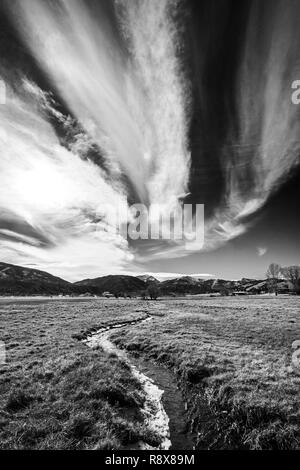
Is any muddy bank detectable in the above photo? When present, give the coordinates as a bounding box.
[83,317,194,450]
[131,354,195,450]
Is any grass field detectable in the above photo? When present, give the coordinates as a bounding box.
[0,296,299,450]
[0,299,160,450]
[111,296,300,450]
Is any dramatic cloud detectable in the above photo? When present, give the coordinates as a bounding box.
[0,81,132,280]
[1,0,300,279]
[1,0,195,276]
[10,0,190,208]
[203,0,300,251]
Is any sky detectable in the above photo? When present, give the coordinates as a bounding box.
[0,0,300,282]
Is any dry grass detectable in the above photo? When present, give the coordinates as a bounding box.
[1,296,299,450]
[0,298,157,449]
[110,296,300,450]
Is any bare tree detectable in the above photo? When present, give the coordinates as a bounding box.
[266,263,281,295]
[146,284,160,300]
[141,290,147,300]
[281,266,300,294]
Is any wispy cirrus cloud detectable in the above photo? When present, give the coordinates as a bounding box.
[0,80,133,280]
[1,0,300,280]
[10,0,191,208]
[1,0,194,278]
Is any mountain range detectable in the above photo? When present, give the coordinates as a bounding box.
[74,275,146,295]
[0,262,290,296]
[0,262,78,296]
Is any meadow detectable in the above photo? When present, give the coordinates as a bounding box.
[111,296,300,450]
[0,299,159,449]
[0,296,299,450]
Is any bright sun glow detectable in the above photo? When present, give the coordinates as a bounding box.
[14,161,72,210]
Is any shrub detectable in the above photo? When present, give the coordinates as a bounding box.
[185,365,211,384]
[6,390,34,412]
[66,412,94,439]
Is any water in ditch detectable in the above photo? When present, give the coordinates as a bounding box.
[84,317,195,450]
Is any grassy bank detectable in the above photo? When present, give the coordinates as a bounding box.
[0,299,159,449]
[110,296,300,450]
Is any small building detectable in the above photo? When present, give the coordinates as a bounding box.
[102,291,114,298]
[232,291,248,296]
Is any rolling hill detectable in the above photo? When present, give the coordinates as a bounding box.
[136,274,159,284]
[0,262,290,296]
[0,262,79,295]
[74,275,146,295]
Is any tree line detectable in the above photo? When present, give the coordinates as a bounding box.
[266,263,300,295]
